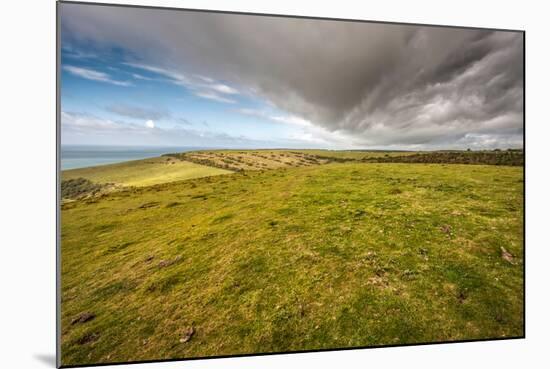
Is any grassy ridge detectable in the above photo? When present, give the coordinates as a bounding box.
[62,156,231,187]
[165,149,418,172]
[164,150,329,171]
[60,162,523,365]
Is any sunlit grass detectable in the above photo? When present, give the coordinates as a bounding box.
[62,156,231,187]
[60,161,523,366]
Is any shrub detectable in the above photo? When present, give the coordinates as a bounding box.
[61,178,111,199]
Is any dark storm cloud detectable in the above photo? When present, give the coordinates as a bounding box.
[61,3,523,149]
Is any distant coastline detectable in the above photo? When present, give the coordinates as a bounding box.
[60,145,210,170]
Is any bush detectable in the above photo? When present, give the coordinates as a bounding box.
[61,178,111,199]
[364,151,523,166]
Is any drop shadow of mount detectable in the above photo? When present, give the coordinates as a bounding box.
[33,353,56,367]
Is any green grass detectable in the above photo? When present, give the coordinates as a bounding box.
[294,149,417,160]
[165,149,329,171]
[62,156,231,187]
[60,161,523,366]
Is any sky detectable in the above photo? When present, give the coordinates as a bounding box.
[60,3,524,150]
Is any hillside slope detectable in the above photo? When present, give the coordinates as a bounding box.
[60,162,524,365]
[62,156,232,187]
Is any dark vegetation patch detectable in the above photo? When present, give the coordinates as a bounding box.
[104,240,136,254]
[363,150,523,166]
[352,209,367,218]
[276,207,296,216]
[75,332,100,345]
[93,279,138,300]
[61,178,117,200]
[138,201,160,209]
[212,213,234,224]
[93,222,118,233]
[373,199,401,210]
[145,273,184,293]
[165,201,182,208]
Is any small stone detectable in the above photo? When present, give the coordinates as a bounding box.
[179,327,195,343]
[158,260,169,268]
[71,312,96,325]
[501,247,515,264]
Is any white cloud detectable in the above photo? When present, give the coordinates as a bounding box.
[269,115,311,127]
[210,84,238,94]
[132,73,153,81]
[61,111,120,131]
[145,120,155,128]
[194,91,236,104]
[125,62,240,103]
[62,45,97,60]
[236,108,311,127]
[63,65,132,86]
[124,62,190,86]
[234,108,357,148]
[61,110,279,148]
[195,75,214,83]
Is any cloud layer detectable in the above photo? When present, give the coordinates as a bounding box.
[60,4,523,149]
[63,65,132,86]
[62,111,292,148]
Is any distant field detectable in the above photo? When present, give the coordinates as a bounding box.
[62,156,231,187]
[300,149,418,160]
[165,150,330,171]
[61,150,522,198]
[165,149,522,173]
[164,149,420,172]
[60,161,524,365]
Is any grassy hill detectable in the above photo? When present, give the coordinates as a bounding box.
[164,149,417,172]
[62,156,231,187]
[60,156,524,365]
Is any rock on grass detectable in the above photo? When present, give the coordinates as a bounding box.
[501,247,515,264]
[179,327,195,343]
[71,312,96,325]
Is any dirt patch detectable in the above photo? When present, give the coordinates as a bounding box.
[71,312,96,325]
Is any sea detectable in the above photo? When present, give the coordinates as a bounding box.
[60,145,210,170]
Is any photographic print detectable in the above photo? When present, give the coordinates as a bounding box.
[58,2,524,366]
